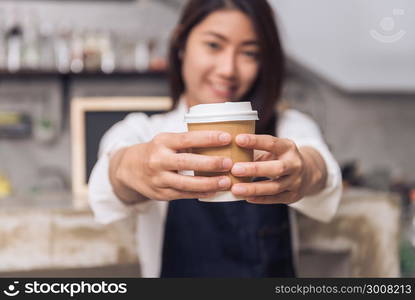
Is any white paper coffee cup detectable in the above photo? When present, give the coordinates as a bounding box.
[184,102,259,202]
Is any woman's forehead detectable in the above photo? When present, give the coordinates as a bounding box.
[193,9,258,42]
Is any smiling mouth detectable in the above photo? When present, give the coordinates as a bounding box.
[209,82,237,98]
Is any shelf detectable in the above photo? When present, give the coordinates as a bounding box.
[0,70,168,79]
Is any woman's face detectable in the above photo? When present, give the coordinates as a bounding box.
[181,9,260,107]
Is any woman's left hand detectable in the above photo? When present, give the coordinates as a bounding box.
[230,134,313,204]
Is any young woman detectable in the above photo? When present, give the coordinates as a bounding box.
[89,0,342,277]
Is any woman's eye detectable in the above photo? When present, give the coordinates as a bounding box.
[205,41,221,50]
[243,51,259,59]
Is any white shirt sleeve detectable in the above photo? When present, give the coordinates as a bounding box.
[278,109,343,223]
[88,113,156,224]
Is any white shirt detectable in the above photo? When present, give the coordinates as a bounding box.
[88,99,342,277]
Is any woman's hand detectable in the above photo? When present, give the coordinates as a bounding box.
[110,131,234,203]
[230,134,327,204]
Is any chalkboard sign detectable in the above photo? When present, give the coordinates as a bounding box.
[71,96,171,208]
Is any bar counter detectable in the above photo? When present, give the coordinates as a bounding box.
[0,192,139,277]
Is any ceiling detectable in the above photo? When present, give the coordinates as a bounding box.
[270,0,415,93]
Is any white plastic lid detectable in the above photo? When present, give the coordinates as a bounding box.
[184,101,259,124]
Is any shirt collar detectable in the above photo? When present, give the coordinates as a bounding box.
[177,96,189,114]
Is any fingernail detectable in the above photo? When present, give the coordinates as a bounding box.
[232,164,245,174]
[222,158,233,169]
[218,177,231,188]
[232,185,247,194]
[236,134,248,145]
[219,133,231,143]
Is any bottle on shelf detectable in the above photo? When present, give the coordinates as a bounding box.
[0,9,7,71]
[135,39,151,72]
[21,8,41,71]
[39,22,56,72]
[5,9,23,73]
[83,29,101,72]
[70,29,84,73]
[149,35,168,71]
[54,23,71,73]
[116,33,137,72]
[99,30,115,74]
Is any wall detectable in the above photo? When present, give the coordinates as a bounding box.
[284,66,415,183]
[322,88,415,183]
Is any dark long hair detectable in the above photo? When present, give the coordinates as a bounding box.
[168,0,285,135]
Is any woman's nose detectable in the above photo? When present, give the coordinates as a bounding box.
[216,50,237,79]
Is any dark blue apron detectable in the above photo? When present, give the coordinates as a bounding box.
[160,179,295,277]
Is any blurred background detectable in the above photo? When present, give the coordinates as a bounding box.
[0,0,414,277]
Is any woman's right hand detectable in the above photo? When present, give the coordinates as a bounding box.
[111,131,234,203]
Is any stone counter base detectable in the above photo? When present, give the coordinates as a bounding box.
[0,208,139,275]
